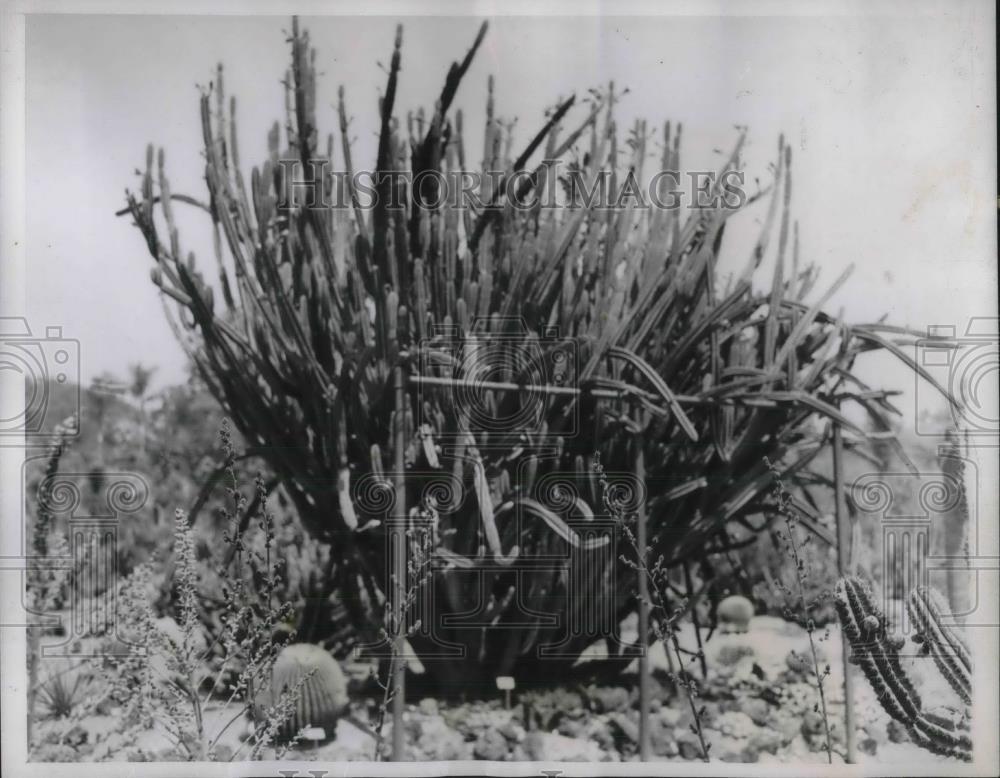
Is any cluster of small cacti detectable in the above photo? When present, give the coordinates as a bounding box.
[834,576,972,761]
[123,13,955,684]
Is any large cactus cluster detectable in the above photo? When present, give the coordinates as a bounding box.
[835,576,972,760]
[122,15,954,687]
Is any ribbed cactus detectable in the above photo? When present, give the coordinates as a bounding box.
[835,576,972,760]
[716,595,754,634]
[909,586,972,706]
[255,643,349,741]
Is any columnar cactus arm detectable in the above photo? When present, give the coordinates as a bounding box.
[909,705,972,761]
[908,586,972,706]
[834,577,972,761]
[835,577,923,722]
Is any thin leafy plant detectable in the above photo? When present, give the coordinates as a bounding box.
[99,421,309,761]
[368,510,435,760]
[595,454,711,762]
[26,416,76,752]
[766,456,834,762]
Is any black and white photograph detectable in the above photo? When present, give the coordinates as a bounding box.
[0,1,997,775]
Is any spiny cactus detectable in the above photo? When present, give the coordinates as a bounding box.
[255,643,349,742]
[716,595,754,634]
[909,586,972,706]
[835,576,972,761]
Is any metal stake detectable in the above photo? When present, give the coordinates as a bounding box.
[635,431,651,762]
[833,420,857,763]
[391,364,407,761]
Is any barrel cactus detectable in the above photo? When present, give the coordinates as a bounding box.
[834,576,972,761]
[255,643,349,742]
[716,595,754,634]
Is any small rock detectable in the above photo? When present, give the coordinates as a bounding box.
[716,711,756,739]
[677,739,705,760]
[499,720,526,743]
[587,718,617,752]
[416,717,468,760]
[800,710,826,737]
[556,717,585,738]
[747,728,783,756]
[607,711,640,745]
[523,731,606,761]
[731,657,765,686]
[786,734,813,758]
[649,715,677,757]
[785,650,812,675]
[718,643,755,666]
[32,743,77,762]
[63,725,88,747]
[473,729,508,761]
[418,698,439,716]
[864,721,888,745]
[770,711,802,742]
[586,685,630,713]
[716,734,753,762]
[858,736,878,756]
[658,706,682,727]
[887,719,910,744]
[742,698,770,726]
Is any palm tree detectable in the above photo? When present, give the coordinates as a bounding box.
[128,362,157,452]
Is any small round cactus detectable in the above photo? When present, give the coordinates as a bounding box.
[716,595,754,634]
[254,643,349,742]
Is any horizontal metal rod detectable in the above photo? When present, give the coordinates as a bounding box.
[408,373,815,408]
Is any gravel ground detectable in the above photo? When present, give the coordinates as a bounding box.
[31,611,965,764]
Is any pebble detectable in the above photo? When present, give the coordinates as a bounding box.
[473,728,508,761]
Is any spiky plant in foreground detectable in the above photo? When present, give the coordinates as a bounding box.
[122,15,957,685]
[101,430,307,761]
[767,458,834,762]
[26,416,76,749]
[596,454,710,762]
[834,576,972,761]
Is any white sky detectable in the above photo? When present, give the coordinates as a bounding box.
[22,3,997,430]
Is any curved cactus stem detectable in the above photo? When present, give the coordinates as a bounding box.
[908,586,972,706]
[908,706,972,761]
[472,455,519,565]
[835,576,972,762]
[497,498,610,551]
[835,577,923,722]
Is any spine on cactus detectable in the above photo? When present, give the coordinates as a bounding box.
[908,585,972,706]
[835,576,972,761]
